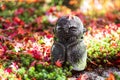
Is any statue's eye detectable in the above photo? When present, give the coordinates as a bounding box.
[58,27,64,31]
[69,26,77,31]
[59,27,64,29]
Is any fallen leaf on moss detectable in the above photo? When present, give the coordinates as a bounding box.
[106,73,115,80]
[55,60,62,67]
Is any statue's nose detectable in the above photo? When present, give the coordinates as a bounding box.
[64,28,69,33]
[66,30,69,33]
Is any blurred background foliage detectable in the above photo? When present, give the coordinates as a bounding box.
[1,0,120,16]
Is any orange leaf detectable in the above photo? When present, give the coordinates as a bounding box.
[55,60,62,67]
[69,0,78,5]
[106,73,115,80]
[26,0,37,3]
[1,4,6,11]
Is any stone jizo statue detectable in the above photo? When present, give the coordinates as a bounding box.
[51,15,87,71]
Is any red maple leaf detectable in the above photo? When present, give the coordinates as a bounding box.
[31,50,43,60]
[13,17,24,25]
[55,60,62,67]
[13,17,21,23]
[17,27,25,35]
[14,8,24,15]
[5,68,12,73]
[0,42,6,55]
[117,23,120,27]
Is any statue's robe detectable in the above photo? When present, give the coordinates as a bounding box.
[51,39,87,71]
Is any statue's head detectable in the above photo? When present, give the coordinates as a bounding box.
[55,15,86,40]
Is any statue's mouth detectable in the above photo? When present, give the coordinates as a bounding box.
[64,34,70,39]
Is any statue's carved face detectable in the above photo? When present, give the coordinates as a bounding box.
[55,16,85,40]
